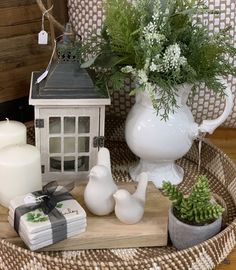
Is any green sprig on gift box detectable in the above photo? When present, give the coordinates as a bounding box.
[81,0,236,120]
[162,175,225,225]
[27,212,48,223]
[26,203,64,223]
[56,203,63,208]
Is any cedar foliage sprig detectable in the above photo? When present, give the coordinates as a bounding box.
[162,175,225,225]
[81,0,236,120]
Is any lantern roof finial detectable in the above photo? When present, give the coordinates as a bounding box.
[57,22,81,63]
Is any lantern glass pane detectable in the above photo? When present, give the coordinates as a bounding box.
[64,117,75,133]
[78,156,89,171]
[49,137,61,153]
[49,117,61,134]
[64,156,75,171]
[78,137,89,152]
[50,157,61,171]
[64,137,75,153]
[78,117,90,133]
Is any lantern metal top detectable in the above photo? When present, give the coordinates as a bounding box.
[29,23,110,106]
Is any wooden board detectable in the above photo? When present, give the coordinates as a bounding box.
[0,182,170,251]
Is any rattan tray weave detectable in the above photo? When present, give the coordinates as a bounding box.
[0,118,236,270]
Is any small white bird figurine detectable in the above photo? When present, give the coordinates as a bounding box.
[113,172,148,224]
[84,147,117,216]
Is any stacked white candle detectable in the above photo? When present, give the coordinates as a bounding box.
[8,192,87,251]
[0,119,42,207]
[0,119,26,149]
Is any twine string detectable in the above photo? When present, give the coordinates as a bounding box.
[42,5,54,31]
[198,132,206,173]
[36,34,64,84]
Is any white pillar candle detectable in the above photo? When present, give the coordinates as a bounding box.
[0,144,42,208]
[0,119,26,149]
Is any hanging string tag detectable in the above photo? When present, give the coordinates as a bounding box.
[38,5,53,45]
[38,30,48,45]
[36,70,49,83]
[36,39,57,84]
[198,131,206,173]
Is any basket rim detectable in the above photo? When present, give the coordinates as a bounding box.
[1,221,236,266]
[1,139,236,267]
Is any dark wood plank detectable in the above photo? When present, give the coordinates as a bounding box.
[0,21,50,39]
[0,61,51,102]
[0,4,42,26]
[0,0,36,9]
[50,0,68,37]
[0,50,51,73]
[0,0,52,103]
[0,34,51,71]
[53,0,68,27]
[0,34,40,52]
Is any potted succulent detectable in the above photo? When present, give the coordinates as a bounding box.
[82,0,235,186]
[162,175,225,250]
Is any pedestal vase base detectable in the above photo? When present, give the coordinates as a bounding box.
[129,159,184,187]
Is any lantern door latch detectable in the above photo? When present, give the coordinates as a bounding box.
[35,119,44,128]
[93,136,105,148]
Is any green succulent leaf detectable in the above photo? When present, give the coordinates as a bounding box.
[162,175,225,224]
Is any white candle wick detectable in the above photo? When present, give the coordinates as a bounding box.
[5,118,9,123]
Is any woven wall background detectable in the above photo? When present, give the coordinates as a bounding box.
[68,0,236,127]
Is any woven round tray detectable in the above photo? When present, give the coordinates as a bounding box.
[0,118,236,270]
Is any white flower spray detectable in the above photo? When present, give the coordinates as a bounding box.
[162,43,187,72]
[121,1,188,116]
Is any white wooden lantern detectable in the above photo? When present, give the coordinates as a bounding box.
[29,26,110,183]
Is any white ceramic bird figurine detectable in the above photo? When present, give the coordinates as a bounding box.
[84,148,117,216]
[113,172,148,224]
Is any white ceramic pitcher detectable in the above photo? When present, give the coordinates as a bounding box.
[125,79,233,187]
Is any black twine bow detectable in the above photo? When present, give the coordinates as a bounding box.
[32,181,74,214]
[14,181,75,245]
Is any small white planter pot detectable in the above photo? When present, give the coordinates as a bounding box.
[168,208,222,250]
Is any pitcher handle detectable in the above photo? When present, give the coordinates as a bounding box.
[198,78,233,134]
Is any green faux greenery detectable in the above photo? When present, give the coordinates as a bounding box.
[26,203,63,223]
[162,175,224,225]
[82,0,236,119]
[56,203,63,208]
[26,212,48,223]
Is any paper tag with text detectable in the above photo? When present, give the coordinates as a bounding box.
[38,30,48,45]
[36,70,49,84]
[24,194,37,205]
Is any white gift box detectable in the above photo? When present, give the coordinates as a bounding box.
[9,193,87,250]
